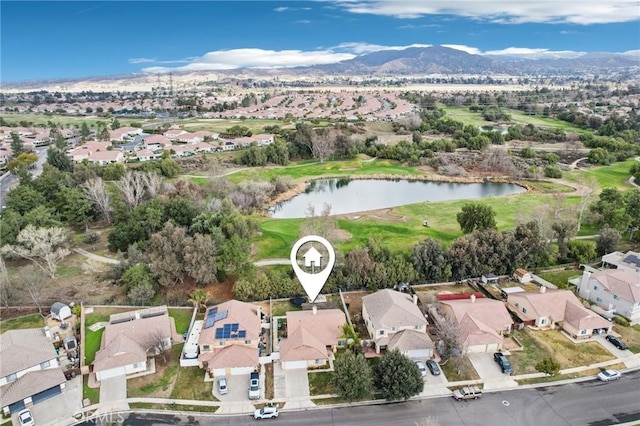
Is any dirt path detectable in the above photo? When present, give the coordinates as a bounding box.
[73,248,120,264]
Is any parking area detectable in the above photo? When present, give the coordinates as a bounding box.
[212,373,252,402]
[284,367,309,398]
[12,376,82,426]
[592,335,634,359]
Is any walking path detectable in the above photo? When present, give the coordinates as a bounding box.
[73,248,120,264]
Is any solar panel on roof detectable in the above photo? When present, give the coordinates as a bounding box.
[211,310,228,323]
[231,324,239,331]
[204,308,219,329]
[238,330,246,338]
[623,254,640,267]
[215,328,224,339]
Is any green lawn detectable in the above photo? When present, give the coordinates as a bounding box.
[83,375,100,405]
[439,356,480,382]
[442,107,491,127]
[179,118,296,134]
[536,269,582,289]
[228,159,421,183]
[509,329,554,374]
[128,402,218,412]
[271,300,302,317]
[0,314,44,332]
[128,346,183,397]
[170,352,215,400]
[308,371,335,396]
[84,328,104,366]
[169,308,194,335]
[565,159,637,192]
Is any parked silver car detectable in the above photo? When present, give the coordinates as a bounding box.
[217,377,228,395]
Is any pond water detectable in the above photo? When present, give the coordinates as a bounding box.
[269,178,526,219]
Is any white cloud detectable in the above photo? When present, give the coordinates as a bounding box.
[142,48,357,73]
[129,57,156,64]
[335,0,640,24]
[441,44,482,55]
[484,47,585,58]
[296,19,312,24]
[274,6,290,12]
[333,42,431,54]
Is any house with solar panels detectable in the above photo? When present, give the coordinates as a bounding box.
[577,268,640,325]
[602,250,640,275]
[197,300,262,377]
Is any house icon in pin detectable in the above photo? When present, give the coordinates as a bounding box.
[303,246,322,269]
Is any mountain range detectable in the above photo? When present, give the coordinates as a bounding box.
[3,46,639,91]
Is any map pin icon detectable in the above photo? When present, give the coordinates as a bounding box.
[290,235,335,303]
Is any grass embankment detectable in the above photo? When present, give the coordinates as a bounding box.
[537,269,582,289]
[516,363,627,385]
[129,402,218,412]
[0,314,44,332]
[564,159,638,192]
[440,357,480,382]
[613,324,640,353]
[83,375,100,405]
[509,329,614,375]
[168,308,193,335]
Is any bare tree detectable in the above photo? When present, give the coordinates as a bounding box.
[300,203,339,242]
[82,177,112,224]
[308,128,336,163]
[1,226,70,278]
[576,177,597,232]
[431,306,467,375]
[142,171,163,198]
[0,256,10,307]
[15,265,48,316]
[116,171,146,208]
[144,330,170,362]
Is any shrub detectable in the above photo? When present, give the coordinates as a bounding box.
[535,357,560,376]
[614,316,630,327]
[544,166,562,178]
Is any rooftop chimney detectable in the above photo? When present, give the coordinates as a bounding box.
[540,286,546,293]
[412,294,418,305]
[470,294,476,303]
[312,305,317,315]
[43,326,51,339]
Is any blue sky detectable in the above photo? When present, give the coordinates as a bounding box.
[1,1,639,82]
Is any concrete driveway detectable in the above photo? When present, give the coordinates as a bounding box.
[594,335,634,358]
[285,368,309,398]
[13,376,83,426]
[96,375,128,414]
[212,374,251,402]
[468,353,518,390]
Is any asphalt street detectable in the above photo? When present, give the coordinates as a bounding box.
[77,370,640,426]
[0,145,49,207]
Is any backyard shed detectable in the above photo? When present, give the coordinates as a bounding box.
[481,273,499,284]
[50,302,72,321]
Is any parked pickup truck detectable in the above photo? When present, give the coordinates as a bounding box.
[452,386,483,401]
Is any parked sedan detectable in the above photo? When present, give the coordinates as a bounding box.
[597,369,621,382]
[18,409,35,426]
[606,335,628,350]
[414,360,427,376]
[426,360,441,376]
[217,377,228,395]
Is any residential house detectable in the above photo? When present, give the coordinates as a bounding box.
[279,307,346,369]
[576,269,640,324]
[170,144,195,157]
[87,150,124,166]
[143,135,171,151]
[198,300,261,377]
[386,329,435,359]
[602,251,640,275]
[173,132,202,144]
[438,295,513,353]
[92,306,177,381]
[361,289,428,353]
[507,287,612,339]
[193,142,215,153]
[109,126,143,142]
[0,329,66,414]
[163,128,187,139]
[222,140,236,151]
[135,149,156,162]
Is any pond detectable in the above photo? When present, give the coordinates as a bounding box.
[269,178,526,219]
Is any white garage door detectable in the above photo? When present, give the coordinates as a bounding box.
[98,367,126,380]
[406,349,431,359]
[212,368,226,377]
[283,360,308,370]
[485,343,499,352]
[230,366,256,375]
[466,345,487,353]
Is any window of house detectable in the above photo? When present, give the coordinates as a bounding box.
[540,318,546,325]
[315,359,323,364]
[581,330,587,335]
[6,373,16,383]
[414,325,420,330]
[515,303,519,308]
[522,307,527,314]
[202,344,211,351]
[613,295,619,300]
[596,297,602,303]
[219,341,225,346]
[593,285,598,290]
[391,326,397,332]
[378,330,384,336]
[40,360,51,369]
[244,340,251,345]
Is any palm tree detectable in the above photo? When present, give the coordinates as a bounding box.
[188,289,211,313]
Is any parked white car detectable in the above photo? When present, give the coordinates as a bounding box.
[254,406,279,419]
[414,360,427,377]
[597,369,621,382]
[217,377,228,395]
[18,409,35,426]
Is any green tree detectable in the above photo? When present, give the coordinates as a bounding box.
[111,118,121,129]
[552,220,578,261]
[588,147,614,165]
[188,289,211,312]
[159,158,181,177]
[535,357,560,376]
[333,350,374,402]
[10,132,25,157]
[375,349,423,401]
[568,240,597,264]
[80,122,90,140]
[103,163,126,180]
[412,238,451,282]
[456,203,497,234]
[122,263,155,292]
[58,187,95,228]
[631,163,640,181]
[7,152,38,176]
[47,145,74,172]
